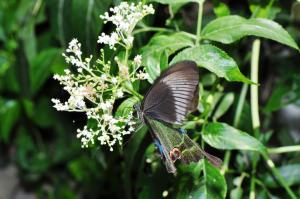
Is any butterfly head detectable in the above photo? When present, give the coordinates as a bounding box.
[133,102,145,123]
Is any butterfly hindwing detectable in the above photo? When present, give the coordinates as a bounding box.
[146,117,221,173]
[142,61,199,125]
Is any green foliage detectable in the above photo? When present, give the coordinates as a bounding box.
[202,15,299,50]
[1,0,300,198]
[203,122,265,153]
[170,45,253,83]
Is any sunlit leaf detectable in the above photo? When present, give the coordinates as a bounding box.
[171,45,253,83]
[203,122,266,153]
[141,32,194,82]
[202,15,299,50]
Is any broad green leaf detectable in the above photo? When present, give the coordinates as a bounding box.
[115,97,140,117]
[141,32,194,82]
[213,92,235,121]
[264,164,300,188]
[0,100,20,142]
[176,160,226,199]
[200,160,226,199]
[30,48,61,94]
[46,0,110,53]
[171,45,252,83]
[196,160,227,199]
[19,22,37,64]
[151,0,200,5]
[203,122,266,153]
[202,15,299,50]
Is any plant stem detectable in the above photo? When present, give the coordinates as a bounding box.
[234,83,249,127]
[251,39,261,136]
[268,145,300,154]
[133,27,172,35]
[261,152,297,199]
[195,0,204,46]
[249,39,297,199]
[249,39,261,199]
[221,83,248,174]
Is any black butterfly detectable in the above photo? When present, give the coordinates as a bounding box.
[135,60,222,173]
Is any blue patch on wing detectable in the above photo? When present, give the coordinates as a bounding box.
[154,139,164,156]
[178,128,187,134]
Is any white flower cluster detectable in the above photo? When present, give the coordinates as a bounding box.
[52,39,141,150]
[52,2,152,151]
[77,112,136,151]
[98,2,154,49]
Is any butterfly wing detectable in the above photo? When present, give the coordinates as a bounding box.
[141,61,199,125]
[146,117,222,173]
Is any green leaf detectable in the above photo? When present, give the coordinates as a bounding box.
[33,97,57,128]
[213,92,235,121]
[202,15,299,50]
[213,2,230,17]
[249,0,280,19]
[171,45,252,83]
[264,78,300,112]
[0,99,20,142]
[115,97,140,117]
[230,188,243,199]
[194,160,227,199]
[30,48,61,94]
[141,32,194,82]
[176,160,226,199]
[46,0,110,53]
[203,122,266,153]
[264,164,300,188]
[151,0,200,5]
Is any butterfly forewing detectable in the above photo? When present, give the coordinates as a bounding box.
[142,61,199,125]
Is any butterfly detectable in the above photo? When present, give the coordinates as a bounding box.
[135,60,222,173]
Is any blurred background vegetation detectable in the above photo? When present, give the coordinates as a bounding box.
[1,0,300,198]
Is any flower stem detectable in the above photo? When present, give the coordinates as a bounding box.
[195,0,204,46]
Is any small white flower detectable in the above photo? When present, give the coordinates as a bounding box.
[111,77,118,84]
[136,70,148,80]
[134,55,142,66]
[116,89,124,98]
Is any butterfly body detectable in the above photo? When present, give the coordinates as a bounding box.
[136,61,221,173]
